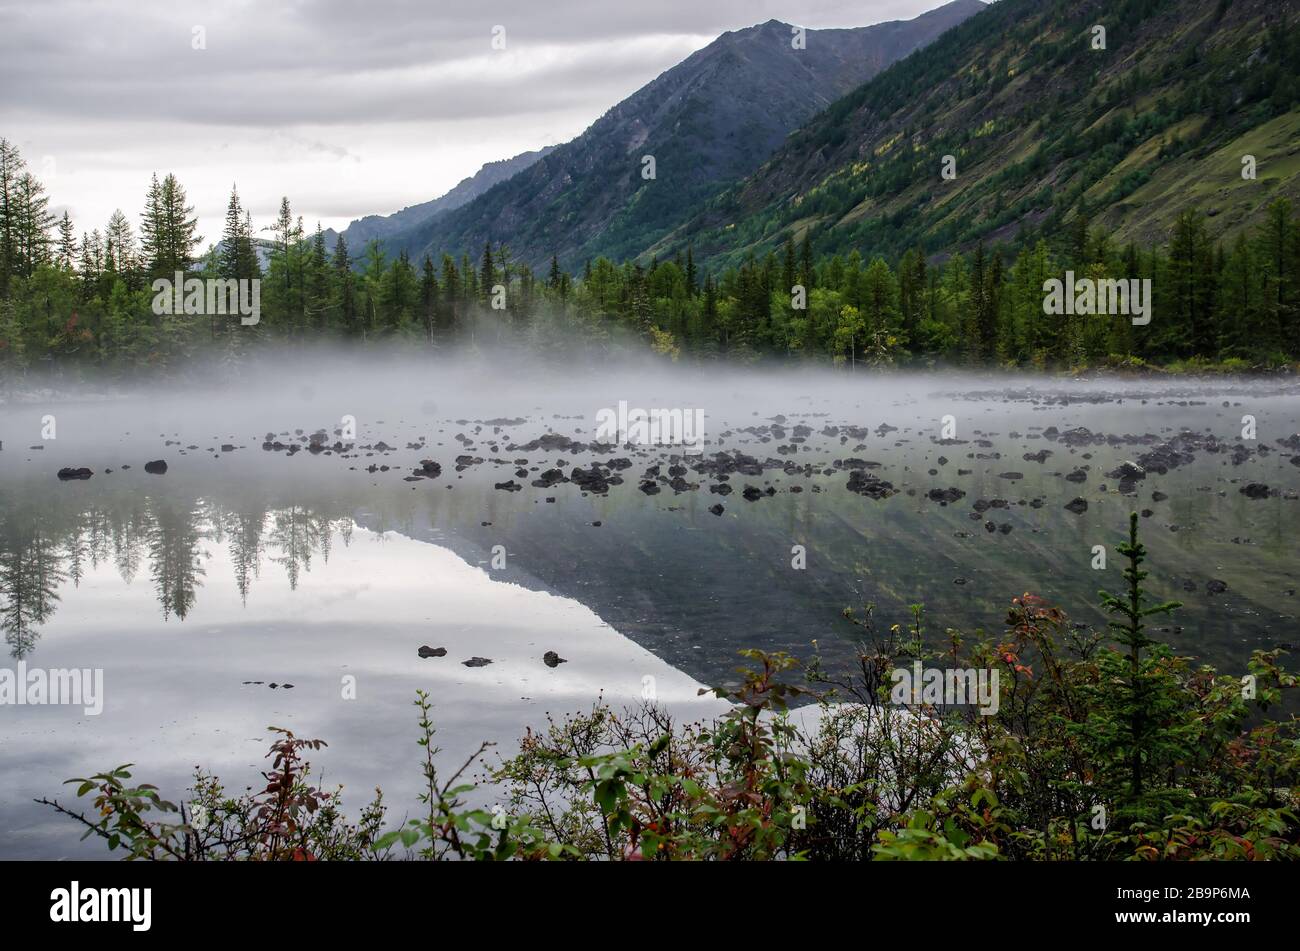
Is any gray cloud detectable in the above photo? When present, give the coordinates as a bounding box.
[0,0,945,248]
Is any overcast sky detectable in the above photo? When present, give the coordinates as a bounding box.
[0,0,949,249]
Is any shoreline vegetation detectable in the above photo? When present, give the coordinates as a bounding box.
[39,515,1300,861]
[3,138,1300,381]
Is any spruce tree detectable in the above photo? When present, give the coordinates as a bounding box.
[56,212,77,270]
[1096,513,1183,809]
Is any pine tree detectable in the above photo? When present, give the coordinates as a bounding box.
[141,173,200,276]
[56,212,77,271]
[440,254,459,333]
[0,138,25,297]
[140,173,164,274]
[1095,513,1183,808]
[10,172,55,278]
[104,210,135,277]
[219,187,244,279]
[799,233,814,291]
[479,242,495,306]
[897,247,927,346]
[332,234,356,334]
[420,254,439,341]
[306,224,330,330]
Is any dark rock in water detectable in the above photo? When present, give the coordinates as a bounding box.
[569,464,613,494]
[1206,579,1228,595]
[1181,579,1197,592]
[1047,426,1102,447]
[1140,509,1153,518]
[1023,449,1052,463]
[462,656,493,667]
[508,433,586,454]
[531,467,566,488]
[1107,461,1146,481]
[639,480,661,495]
[1064,497,1088,514]
[493,479,522,492]
[742,485,764,502]
[1136,442,1194,473]
[1240,483,1271,499]
[1151,490,1168,502]
[998,523,1013,534]
[144,460,168,474]
[984,521,996,533]
[418,646,447,658]
[543,650,567,668]
[998,471,1024,481]
[418,459,442,477]
[927,487,965,504]
[57,467,93,480]
[846,469,896,500]
[1065,469,1087,483]
[709,482,733,496]
[221,444,236,452]
[953,577,969,585]
[709,503,725,516]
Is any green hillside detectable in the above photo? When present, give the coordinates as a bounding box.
[656,0,1300,269]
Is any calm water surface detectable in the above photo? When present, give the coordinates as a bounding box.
[2,365,1297,857]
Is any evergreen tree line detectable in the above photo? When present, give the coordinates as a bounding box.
[2,136,1298,376]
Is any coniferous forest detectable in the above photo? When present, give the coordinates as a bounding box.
[2,134,1300,378]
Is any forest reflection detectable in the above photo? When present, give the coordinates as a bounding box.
[0,485,361,659]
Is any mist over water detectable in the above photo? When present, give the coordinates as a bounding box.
[3,349,1299,858]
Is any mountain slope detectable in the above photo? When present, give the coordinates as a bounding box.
[387,0,986,268]
[331,146,554,251]
[659,0,1300,269]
